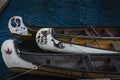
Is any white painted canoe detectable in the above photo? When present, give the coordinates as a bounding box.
[36,28,119,54]
[1,39,120,79]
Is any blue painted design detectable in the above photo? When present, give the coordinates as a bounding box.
[11,21,17,27]
[11,18,21,27]
[16,18,21,27]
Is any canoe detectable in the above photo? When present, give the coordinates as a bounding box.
[36,28,120,54]
[8,16,120,41]
[8,16,40,41]
[1,39,120,79]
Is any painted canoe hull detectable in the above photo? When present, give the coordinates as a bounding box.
[8,16,40,41]
[36,28,119,54]
[1,39,120,79]
[8,16,120,52]
[8,16,120,41]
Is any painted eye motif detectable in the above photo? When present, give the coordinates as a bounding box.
[11,18,16,27]
[11,21,16,27]
[16,18,20,23]
[16,18,21,27]
[11,18,21,27]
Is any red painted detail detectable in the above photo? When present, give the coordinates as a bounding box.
[5,48,12,55]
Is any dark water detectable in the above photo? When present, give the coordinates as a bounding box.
[0,0,120,80]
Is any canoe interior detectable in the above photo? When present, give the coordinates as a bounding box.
[16,41,120,74]
[56,38,120,51]
[51,27,120,52]
[20,53,120,73]
[53,27,120,37]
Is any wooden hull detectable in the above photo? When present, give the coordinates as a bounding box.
[11,33,35,41]
[1,39,120,79]
[9,67,120,79]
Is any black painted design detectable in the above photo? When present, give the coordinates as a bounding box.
[38,31,48,45]
[51,39,65,49]
[11,17,21,28]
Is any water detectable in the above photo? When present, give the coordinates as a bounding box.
[0,0,120,80]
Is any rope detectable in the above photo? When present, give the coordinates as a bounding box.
[7,65,43,80]
[7,69,34,80]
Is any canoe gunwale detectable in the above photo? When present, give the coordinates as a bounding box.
[51,28,120,52]
[20,50,120,56]
[54,34,120,40]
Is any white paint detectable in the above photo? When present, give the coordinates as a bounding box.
[8,16,28,35]
[1,39,37,69]
[36,28,118,54]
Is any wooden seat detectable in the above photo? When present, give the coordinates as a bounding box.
[111,41,120,52]
[104,28,114,37]
[84,29,91,36]
[91,27,100,36]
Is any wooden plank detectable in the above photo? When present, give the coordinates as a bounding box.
[104,28,114,37]
[91,27,100,36]
[84,29,91,36]
[95,40,101,48]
